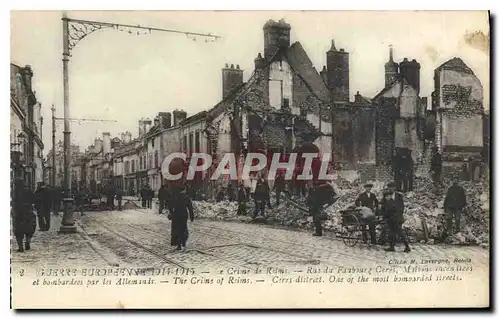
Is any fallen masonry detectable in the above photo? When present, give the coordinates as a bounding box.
[191,174,489,247]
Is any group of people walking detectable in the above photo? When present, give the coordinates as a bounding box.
[11,181,64,252]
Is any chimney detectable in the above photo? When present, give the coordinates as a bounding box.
[354,91,363,103]
[326,40,350,102]
[385,45,399,88]
[143,118,152,134]
[94,138,103,152]
[254,53,265,69]
[22,65,34,92]
[399,58,421,95]
[158,112,172,128]
[125,131,132,143]
[102,132,111,154]
[138,119,145,137]
[154,117,160,127]
[173,109,187,126]
[222,63,243,99]
[263,19,291,59]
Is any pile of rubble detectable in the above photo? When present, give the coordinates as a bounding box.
[192,174,489,247]
[400,177,489,247]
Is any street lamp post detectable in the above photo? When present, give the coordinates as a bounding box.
[59,12,77,233]
[51,104,56,187]
[57,12,220,234]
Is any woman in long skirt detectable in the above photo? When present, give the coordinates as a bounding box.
[169,186,194,251]
[12,181,37,252]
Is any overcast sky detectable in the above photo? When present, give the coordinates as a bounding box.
[11,11,489,154]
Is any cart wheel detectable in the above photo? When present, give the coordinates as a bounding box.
[342,213,361,247]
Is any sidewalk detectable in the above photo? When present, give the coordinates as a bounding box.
[10,215,111,274]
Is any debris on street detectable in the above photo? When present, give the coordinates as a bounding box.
[191,175,489,247]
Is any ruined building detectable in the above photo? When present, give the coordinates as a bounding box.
[204,19,334,177]
[431,57,484,177]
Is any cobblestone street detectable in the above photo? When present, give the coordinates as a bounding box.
[11,207,489,273]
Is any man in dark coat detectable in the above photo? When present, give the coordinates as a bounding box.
[12,180,37,252]
[381,182,411,252]
[430,146,442,187]
[34,182,52,231]
[237,183,247,216]
[273,171,286,206]
[140,185,147,208]
[400,150,413,192]
[253,175,270,218]
[355,183,378,244]
[73,186,83,215]
[444,179,467,236]
[307,181,337,237]
[115,188,123,211]
[146,185,154,209]
[227,183,235,202]
[158,183,169,214]
[169,186,194,251]
[105,183,115,210]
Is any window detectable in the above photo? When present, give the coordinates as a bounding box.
[183,136,188,153]
[151,138,155,148]
[139,156,143,170]
[131,160,135,173]
[149,153,153,169]
[154,150,159,168]
[269,80,283,108]
[283,98,290,109]
[195,132,201,153]
[189,133,194,155]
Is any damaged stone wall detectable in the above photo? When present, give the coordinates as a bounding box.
[394,118,422,161]
[435,67,484,154]
[293,73,332,155]
[375,101,398,166]
[332,106,376,168]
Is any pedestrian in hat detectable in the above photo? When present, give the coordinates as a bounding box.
[444,178,466,236]
[381,182,411,253]
[169,185,194,251]
[12,180,37,252]
[34,182,52,231]
[355,182,378,245]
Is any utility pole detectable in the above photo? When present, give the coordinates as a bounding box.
[59,12,75,233]
[51,104,117,187]
[58,12,220,234]
[51,104,56,187]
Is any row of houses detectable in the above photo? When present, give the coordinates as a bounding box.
[69,19,487,196]
[10,63,44,192]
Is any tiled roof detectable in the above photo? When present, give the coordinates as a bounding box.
[180,110,207,125]
[206,42,333,125]
[372,74,410,102]
[285,42,333,104]
[436,57,475,75]
[144,125,162,138]
[205,82,247,122]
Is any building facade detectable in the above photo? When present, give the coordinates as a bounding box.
[10,63,44,191]
[431,57,484,177]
